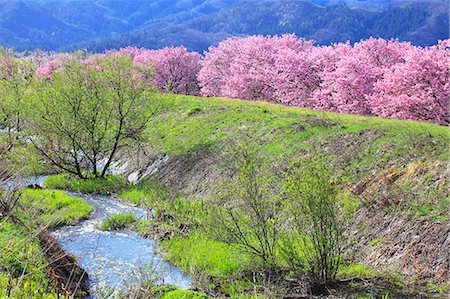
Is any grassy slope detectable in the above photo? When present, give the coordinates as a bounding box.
[147,94,448,219]
[123,94,448,297]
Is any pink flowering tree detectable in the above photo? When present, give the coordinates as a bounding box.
[311,38,413,115]
[199,35,317,103]
[132,47,201,95]
[36,47,202,95]
[33,36,450,125]
[36,53,77,78]
[199,36,277,101]
[368,42,450,125]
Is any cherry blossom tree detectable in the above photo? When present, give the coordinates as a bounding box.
[199,34,316,103]
[132,47,201,95]
[367,42,449,124]
[33,36,450,125]
[311,38,414,115]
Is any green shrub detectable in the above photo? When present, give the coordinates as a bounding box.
[99,213,136,231]
[208,136,281,269]
[282,155,358,283]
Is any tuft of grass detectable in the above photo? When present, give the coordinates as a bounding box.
[44,173,129,194]
[369,239,383,247]
[163,289,209,299]
[161,236,249,278]
[99,213,136,231]
[120,184,206,238]
[20,188,93,228]
[337,262,375,279]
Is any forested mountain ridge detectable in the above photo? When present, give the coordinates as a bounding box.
[0,0,448,52]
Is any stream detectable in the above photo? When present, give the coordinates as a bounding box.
[3,176,191,298]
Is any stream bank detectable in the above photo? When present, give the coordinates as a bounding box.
[2,176,191,298]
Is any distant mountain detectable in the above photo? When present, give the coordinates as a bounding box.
[0,0,448,53]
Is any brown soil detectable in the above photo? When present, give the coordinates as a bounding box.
[38,230,89,298]
[348,207,449,284]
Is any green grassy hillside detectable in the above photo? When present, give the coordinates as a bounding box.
[146,94,448,221]
[120,94,448,297]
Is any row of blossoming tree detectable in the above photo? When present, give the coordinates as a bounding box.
[35,36,449,125]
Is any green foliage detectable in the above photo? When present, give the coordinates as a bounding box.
[208,135,281,269]
[161,236,249,278]
[99,213,136,231]
[425,281,449,295]
[0,188,91,298]
[19,188,93,228]
[369,239,383,247]
[31,53,157,178]
[119,184,168,206]
[44,173,129,194]
[337,262,375,279]
[282,155,356,283]
[0,51,34,138]
[0,222,57,298]
[1,143,48,177]
[163,289,209,299]
[120,183,206,238]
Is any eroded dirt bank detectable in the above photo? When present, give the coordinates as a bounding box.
[350,208,449,283]
[38,230,89,298]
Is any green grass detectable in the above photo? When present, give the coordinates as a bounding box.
[161,236,249,278]
[119,185,168,206]
[119,184,206,239]
[0,188,92,298]
[0,221,58,298]
[143,94,448,220]
[19,188,93,228]
[337,262,376,279]
[147,95,447,157]
[44,173,129,194]
[99,213,136,231]
[163,289,209,299]
[160,236,255,295]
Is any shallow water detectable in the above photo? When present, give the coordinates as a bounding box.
[3,176,191,297]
